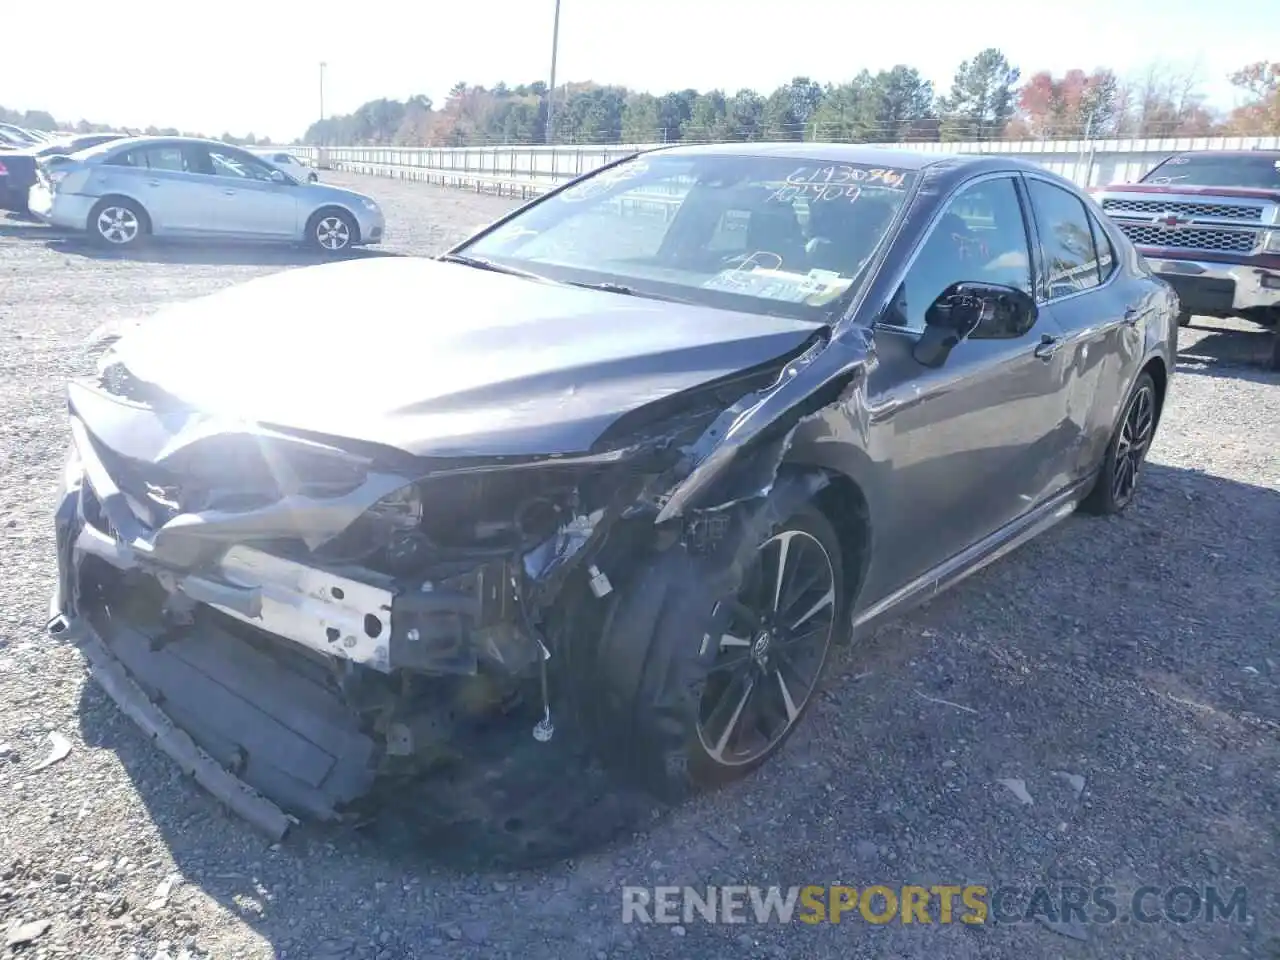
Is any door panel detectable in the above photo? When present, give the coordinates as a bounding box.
[153,171,226,235]
[205,147,299,238]
[1024,177,1146,481]
[213,178,299,237]
[854,175,1077,601]
[863,313,1073,597]
[99,144,219,235]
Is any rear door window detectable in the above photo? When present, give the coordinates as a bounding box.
[106,146,191,172]
[1026,179,1102,300]
[1087,210,1117,285]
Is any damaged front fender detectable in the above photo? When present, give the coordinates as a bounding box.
[656,328,874,524]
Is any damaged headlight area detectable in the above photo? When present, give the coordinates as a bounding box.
[50,335,812,838]
[320,466,596,572]
[309,455,670,677]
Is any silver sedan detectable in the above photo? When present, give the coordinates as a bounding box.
[27,136,384,253]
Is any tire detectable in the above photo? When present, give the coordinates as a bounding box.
[88,197,147,249]
[306,208,356,254]
[574,491,847,805]
[1080,371,1158,515]
[1177,309,1193,327]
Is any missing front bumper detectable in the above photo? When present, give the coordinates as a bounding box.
[51,479,384,835]
[51,596,378,839]
[50,464,553,835]
[52,610,294,840]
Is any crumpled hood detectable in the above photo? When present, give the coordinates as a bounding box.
[109,256,823,458]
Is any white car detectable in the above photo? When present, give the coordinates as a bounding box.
[254,150,319,183]
[29,136,383,252]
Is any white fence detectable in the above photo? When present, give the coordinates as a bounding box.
[289,136,1280,198]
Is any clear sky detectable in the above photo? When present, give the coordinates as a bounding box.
[4,0,1279,141]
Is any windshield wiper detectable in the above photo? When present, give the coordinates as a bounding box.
[560,280,693,304]
[437,253,549,281]
[440,255,692,303]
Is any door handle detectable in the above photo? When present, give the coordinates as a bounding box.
[1033,334,1061,360]
[146,179,161,187]
[222,189,237,196]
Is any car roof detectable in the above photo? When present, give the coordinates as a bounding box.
[644,140,1051,175]
[98,135,251,150]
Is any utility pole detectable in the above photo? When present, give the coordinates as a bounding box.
[319,61,327,141]
[546,0,561,144]
[1081,110,1097,187]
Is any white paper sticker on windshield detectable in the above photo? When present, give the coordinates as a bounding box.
[702,266,849,304]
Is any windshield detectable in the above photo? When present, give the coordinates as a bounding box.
[1141,154,1280,189]
[457,152,916,321]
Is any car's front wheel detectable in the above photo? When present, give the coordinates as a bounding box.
[88,197,148,249]
[576,490,846,804]
[306,208,357,254]
[1081,370,1158,515]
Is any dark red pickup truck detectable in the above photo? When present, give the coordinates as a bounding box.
[1095,150,1280,370]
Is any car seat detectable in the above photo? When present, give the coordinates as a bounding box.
[742,201,808,269]
[805,196,896,273]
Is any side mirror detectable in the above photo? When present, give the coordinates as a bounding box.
[269,169,289,184]
[912,282,1037,367]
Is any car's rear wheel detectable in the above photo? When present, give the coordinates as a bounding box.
[1177,308,1193,327]
[88,198,147,249]
[1081,371,1158,515]
[575,491,846,804]
[306,208,357,254]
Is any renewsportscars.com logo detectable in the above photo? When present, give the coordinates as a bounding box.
[621,884,1249,927]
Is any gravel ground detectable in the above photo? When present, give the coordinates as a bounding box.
[0,172,1277,960]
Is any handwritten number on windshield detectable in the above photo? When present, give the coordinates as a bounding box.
[784,165,907,189]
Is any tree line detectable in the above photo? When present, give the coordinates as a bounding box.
[0,106,278,147]
[6,55,1279,150]
[304,53,1280,148]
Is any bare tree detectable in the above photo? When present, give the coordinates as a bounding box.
[1117,60,1216,137]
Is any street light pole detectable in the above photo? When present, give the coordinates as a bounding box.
[546,0,561,144]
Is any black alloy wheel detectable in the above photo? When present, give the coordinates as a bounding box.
[1082,371,1158,515]
[570,487,850,807]
[695,519,840,769]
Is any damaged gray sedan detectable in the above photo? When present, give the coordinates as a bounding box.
[49,144,1178,843]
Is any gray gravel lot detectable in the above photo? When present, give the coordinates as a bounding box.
[1,172,1277,959]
